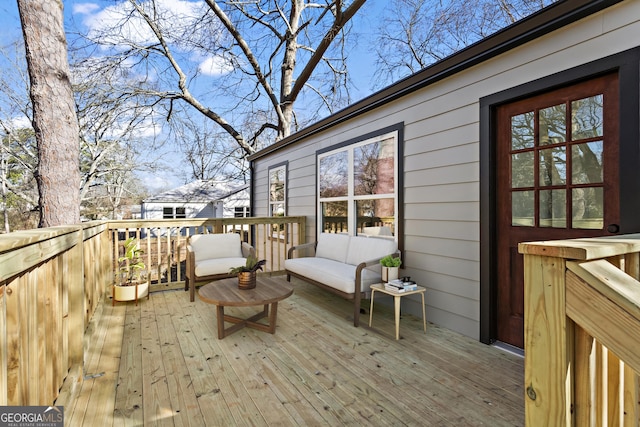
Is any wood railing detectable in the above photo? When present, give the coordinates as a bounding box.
[0,216,305,406]
[520,234,640,426]
[0,222,111,406]
[108,216,306,292]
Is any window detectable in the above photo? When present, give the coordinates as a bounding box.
[268,163,287,217]
[163,206,186,219]
[268,163,287,238]
[317,127,400,240]
[234,206,249,217]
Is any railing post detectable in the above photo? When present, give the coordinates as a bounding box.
[66,228,85,397]
[523,253,573,426]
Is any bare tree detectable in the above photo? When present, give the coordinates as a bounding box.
[373,0,556,85]
[77,0,365,159]
[0,39,160,227]
[17,0,81,227]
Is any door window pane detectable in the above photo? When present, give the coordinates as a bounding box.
[540,189,566,228]
[572,187,603,229]
[354,138,394,196]
[319,151,348,198]
[512,191,534,226]
[572,141,603,184]
[539,104,566,145]
[539,146,566,186]
[511,151,534,188]
[511,112,535,150]
[321,201,348,234]
[571,95,603,140]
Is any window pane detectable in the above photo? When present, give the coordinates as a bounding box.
[270,203,285,217]
[162,207,173,219]
[356,199,395,237]
[539,146,566,186]
[572,187,603,229]
[269,168,285,202]
[319,151,348,198]
[175,207,186,219]
[321,201,348,234]
[354,138,394,196]
[511,112,535,150]
[511,151,534,188]
[512,191,534,226]
[540,189,566,228]
[539,104,566,145]
[571,95,603,140]
[572,141,603,184]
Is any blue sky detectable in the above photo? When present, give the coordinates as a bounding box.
[0,1,385,192]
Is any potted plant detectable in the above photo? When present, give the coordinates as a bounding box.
[230,255,266,290]
[380,254,402,282]
[114,237,149,305]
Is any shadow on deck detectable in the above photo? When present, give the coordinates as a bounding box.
[57,277,524,426]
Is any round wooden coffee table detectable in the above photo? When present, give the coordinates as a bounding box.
[198,276,294,339]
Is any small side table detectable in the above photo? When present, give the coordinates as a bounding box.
[369,283,427,340]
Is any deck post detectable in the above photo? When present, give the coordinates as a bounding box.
[66,228,85,396]
[523,253,573,426]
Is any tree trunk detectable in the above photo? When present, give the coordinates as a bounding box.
[17,0,80,227]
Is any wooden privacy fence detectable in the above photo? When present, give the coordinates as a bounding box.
[0,216,305,407]
[520,234,640,426]
[0,222,111,406]
[108,216,306,293]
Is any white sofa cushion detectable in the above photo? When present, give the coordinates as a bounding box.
[190,234,243,261]
[315,233,350,263]
[345,236,398,266]
[285,257,381,294]
[195,257,248,277]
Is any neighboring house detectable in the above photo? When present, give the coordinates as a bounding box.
[248,0,640,351]
[142,180,250,220]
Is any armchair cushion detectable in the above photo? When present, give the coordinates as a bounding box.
[190,233,243,261]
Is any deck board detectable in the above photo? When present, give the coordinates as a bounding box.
[57,277,524,426]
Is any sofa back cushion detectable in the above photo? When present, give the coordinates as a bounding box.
[315,233,350,263]
[190,233,243,261]
[346,236,397,266]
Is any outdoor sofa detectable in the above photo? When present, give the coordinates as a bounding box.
[285,233,399,326]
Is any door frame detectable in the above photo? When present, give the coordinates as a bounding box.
[478,47,640,346]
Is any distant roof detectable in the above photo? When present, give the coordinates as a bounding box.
[143,180,249,204]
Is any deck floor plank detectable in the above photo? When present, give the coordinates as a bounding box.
[164,290,247,425]
[58,278,525,426]
[113,301,143,426]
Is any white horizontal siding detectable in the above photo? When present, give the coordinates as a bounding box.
[251,1,640,340]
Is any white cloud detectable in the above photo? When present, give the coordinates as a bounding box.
[198,56,234,77]
[76,0,210,46]
[72,2,101,15]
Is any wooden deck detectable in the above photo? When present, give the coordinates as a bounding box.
[56,277,524,426]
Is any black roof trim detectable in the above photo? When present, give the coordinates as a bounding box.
[249,0,622,161]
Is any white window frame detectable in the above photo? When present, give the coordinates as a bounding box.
[268,163,287,217]
[317,129,399,240]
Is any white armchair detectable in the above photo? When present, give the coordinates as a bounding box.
[185,233,255,301]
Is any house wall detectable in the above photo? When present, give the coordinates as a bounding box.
[251,1,640,340]
[142,202,215,219]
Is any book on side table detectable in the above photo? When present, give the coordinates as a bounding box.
[384,279,418,293]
